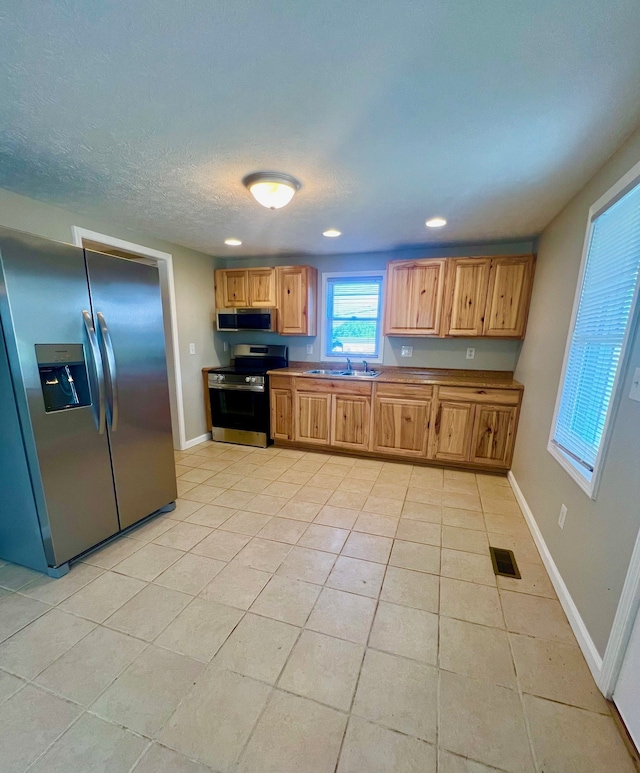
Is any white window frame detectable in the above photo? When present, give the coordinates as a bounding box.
[320,270,386,364]
[547,159,640,499]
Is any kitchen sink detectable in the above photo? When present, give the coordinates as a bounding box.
[303,368,380,378]
[303,369,348,375]
[340,370,380,378]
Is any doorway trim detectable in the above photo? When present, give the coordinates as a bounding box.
[71,226,187,450]
[600,528,640,697]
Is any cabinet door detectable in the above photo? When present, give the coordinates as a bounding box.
[270,388,293,440]
[444,258,491,336]
[215,269,249,307]
[429,400,474,462]
[470,404,518,468]
[331,394,371,452]
[277,266,317,335]
[483,255,534,338]
[372,396,430,457]
[248,268,276,307]
[295,392,330,445]
[384,259,446,335]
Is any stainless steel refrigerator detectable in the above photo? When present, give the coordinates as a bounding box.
[0,226,177,576]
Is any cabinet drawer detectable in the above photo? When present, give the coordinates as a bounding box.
[295,377,372,395]
[270,375,294,390]
[375,382,433,400]
[437,386,520,405]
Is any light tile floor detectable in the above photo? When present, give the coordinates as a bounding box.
[0,440,636,772]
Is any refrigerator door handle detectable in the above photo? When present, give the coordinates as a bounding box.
[82,310,106,434]
[96,311,119,431]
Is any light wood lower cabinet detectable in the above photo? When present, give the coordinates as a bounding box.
[270,375,521,470]
[429,400,475,462]
[294,392,331,445]
[470,404,518,467]
[331,394,371,452]
[270,388,293,440]
[372,384,431,457]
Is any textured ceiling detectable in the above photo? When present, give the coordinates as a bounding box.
[1,1,640,257]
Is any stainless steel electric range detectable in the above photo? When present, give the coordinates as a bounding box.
[206,344,288,447]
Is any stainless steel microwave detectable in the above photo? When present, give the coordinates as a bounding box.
[216,308,277,332]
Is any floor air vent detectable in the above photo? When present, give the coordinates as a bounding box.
[489,546,521,579]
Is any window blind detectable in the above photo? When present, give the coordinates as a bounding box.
[552,180,640,473]
[325,275,383,357]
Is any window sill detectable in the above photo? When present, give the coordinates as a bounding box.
[547,441,596,499]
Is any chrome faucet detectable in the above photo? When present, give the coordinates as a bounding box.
[362,360,369,373]
[346,357,352,372]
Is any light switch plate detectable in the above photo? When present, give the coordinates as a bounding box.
[630,367,640,402]
[189,343,196,355]
[306,344,313,355]
[400,346,413,358]
[223,341,229,352]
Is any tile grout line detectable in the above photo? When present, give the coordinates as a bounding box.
[499,572,541,773]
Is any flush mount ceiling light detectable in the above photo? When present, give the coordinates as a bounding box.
[425,217,447,228]
[224,238,242,246]
[242,172,301,210]
[323,229,342,238]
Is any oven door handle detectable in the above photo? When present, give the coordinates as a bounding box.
[208,383,265,393]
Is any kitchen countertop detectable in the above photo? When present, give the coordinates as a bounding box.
[267,362,523,389]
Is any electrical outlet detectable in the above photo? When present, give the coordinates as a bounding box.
[223,341,228,352]
[189,343,196,355]
[401,346,413,358]
[466,347,475,360]
[629,367,640,402]
[306,344,313,355]
[558,504,567,529]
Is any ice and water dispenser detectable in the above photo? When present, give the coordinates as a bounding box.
[35,344,91,412]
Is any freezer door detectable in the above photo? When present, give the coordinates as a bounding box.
[0,229,120,566]
[85,250,177,529]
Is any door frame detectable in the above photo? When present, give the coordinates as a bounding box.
[599,527,640,697]
[71,226,186,450]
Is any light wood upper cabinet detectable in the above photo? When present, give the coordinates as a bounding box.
[384,259,446,336]
[215,269,249,308]
[214,268,276,308]
[483,255,535,337]
[372,383,431,457]
[277,266,318,336]
[443,258,491,336]
[247,268,277,307]
[384,254,534,339]
[470,404,518,468]
[294,392,330,445]
[331,394,371,452]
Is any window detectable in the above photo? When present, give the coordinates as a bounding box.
[321,272,384,362]
[549,172,640,497]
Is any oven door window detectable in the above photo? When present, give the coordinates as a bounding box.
[210,388,269,433]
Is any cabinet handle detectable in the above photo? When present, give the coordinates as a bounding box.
[435,405,442,435]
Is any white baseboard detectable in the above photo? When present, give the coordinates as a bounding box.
[508,471,604,684]
[181,432,211,451]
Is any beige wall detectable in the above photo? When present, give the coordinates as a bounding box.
[0,188,223,444]
[512,127,640,656]
[220,241,534,372]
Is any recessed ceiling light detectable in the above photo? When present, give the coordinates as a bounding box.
[425,217,447,228]
[224,238,242,246]
[323,229,342,238]
[242,172,301,209]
